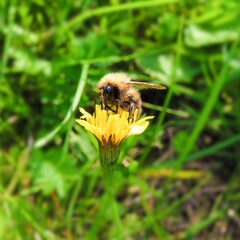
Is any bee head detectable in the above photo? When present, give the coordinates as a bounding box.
[101,84,120,100]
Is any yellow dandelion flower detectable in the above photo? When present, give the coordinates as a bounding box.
[77,105,153,145]
[76,105,154,171]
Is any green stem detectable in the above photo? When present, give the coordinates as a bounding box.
[104,173,122,240]
[98,142,121,174]
[111,194,122,240]
[98,141,122,239]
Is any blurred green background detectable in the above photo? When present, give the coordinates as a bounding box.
[1,0,240,239]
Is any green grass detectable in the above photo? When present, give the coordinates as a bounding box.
[1,0,240,239]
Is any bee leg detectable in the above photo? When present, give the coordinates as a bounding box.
[128,102,135,120]
[107,105,115,112]
[99,93,106,110]
[115,99,120,113]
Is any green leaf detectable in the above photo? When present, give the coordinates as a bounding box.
[185,24,240,47]
[9,47,52,75]
[136,53,199,86]
[29,149,79,198]
[69,32,119,61]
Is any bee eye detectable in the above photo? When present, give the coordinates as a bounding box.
[104,85,112,95]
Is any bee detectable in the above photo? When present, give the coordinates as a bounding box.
[97,72,166,118]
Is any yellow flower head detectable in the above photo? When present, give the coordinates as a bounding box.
[76,105,154,146]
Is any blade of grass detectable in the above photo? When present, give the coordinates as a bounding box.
[66,162,100,230]
[86,194,110,239]
[20,209,58,239]
[34,64,89,148]
[41,0,180,40]
[6,134,33,196]
[140,16,184,162]
[141,191,170,239]
[184,211,224,238]
[0,0,17,84]
[177,42,238,164]
[158,174,211,219]
[154,42,239,213]
[143,102,189,118]
[146,133,240,169]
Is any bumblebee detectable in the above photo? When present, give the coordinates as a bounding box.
[97,73,166,118]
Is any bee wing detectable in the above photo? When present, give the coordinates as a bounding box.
[127,81,166,90]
